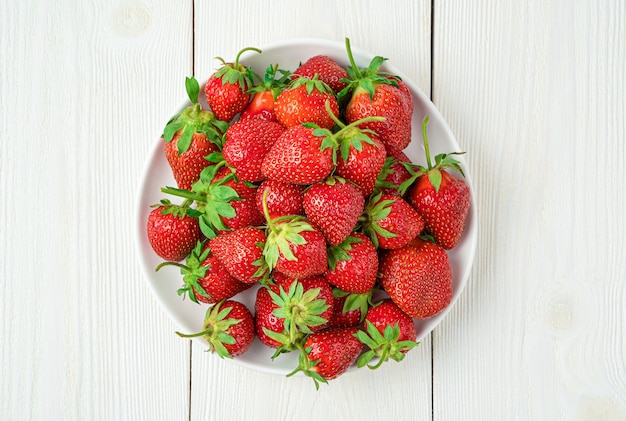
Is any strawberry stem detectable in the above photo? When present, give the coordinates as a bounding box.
[344,38,363,79]
[161,186,207,203]
[155,261,188,272]
[422,116,433,171]
[325,100,385,132]
[234,47,262,68]
[325,100,345,128]
[367,351,387,370]
[260,187,276,232]
[175,329,209,339]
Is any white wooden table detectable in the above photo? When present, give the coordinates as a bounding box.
[2,1,625,420]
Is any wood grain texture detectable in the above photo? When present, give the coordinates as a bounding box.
[432,1,626,419]
[1,0,193,419]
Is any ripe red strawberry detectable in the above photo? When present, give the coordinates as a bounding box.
[204,47,261,122]
[260,188,328,278]
[305,104,388,198]
[213,166,264,231]
[222,118,286,182]
[378,238,453,319]
[176,299,255,358]
[163,77,227,190]
[240,64,291,122]
[293,55,349,94]
[268,218,328,278]
[261,124,334,185]
[302,177,365,246]
[254,283,284,348]
[327,289,364,327]
[345,83,411,157]
[155,241,250,304]
[395,77,414,113]
[147,199,202,262]
[376,152,413,196]
[290,326,363,388]
[339,38,412,156]
[401,117,470,250]
[254,277,333,352]
[209,226,268,284]
[325,232,378,294]
[239,90,277,122]
[274,75,339,129]
[355,299,419,369]
[159,166,237,238]
[255,179,305,219]
[163,132,218,191]
[160,164,264,238]
[409,171,470,249]
[361,192,424,249]
[334,131,387,197]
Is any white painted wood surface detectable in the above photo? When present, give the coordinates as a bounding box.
[1,1,624,420]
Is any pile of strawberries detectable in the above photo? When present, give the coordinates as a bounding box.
[146,38,470,388]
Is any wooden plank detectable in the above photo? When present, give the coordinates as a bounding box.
[189,1,434,419]
[432,1,626,419]
[1,0,193,419]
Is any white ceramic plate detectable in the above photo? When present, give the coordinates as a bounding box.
[135,38,477,376]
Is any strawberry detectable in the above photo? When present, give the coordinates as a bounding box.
[209,226,268,284]
[360,192,424,249]
[240,63,291,122]
[163,77,227,190]
[302,177,365,246]
[267,218,328,278]
[376,152,413,196]
[261,124,334,185]
[327,288,364,327]
[204,47,261,122]
[293,55,349,94]
[255,179,305,220]
[160,164,263,238]
[401,116,470,250]
[274,75,339,129]
[147,199,202,262]
[222,118,286,182]
[325,232,378,294]
[212,166,265,232]
[254,277,333,353]
[355,299,419,369]
[164,132,217,191]
[260,187,328,278]
[160,165,238,238]
[176,299,255,358]
[339,38,413,156]
[239,90,277,122]
[155,241,250,304]
[345,82,412,157]
[306,102,388,197]
[378,238,453,319]
[334,129,387,198]
[289,326,363,388]
[254,283,285,348]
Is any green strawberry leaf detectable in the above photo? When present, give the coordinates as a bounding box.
[185,76,200,104]
[210,185,239,201]
[428,169,442,192]
[269,281,330,344]
[177,124,195,155]
[355,321,420,369]
[327,235,362,270]
[359,78,376,100]
[163,119,184,143]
